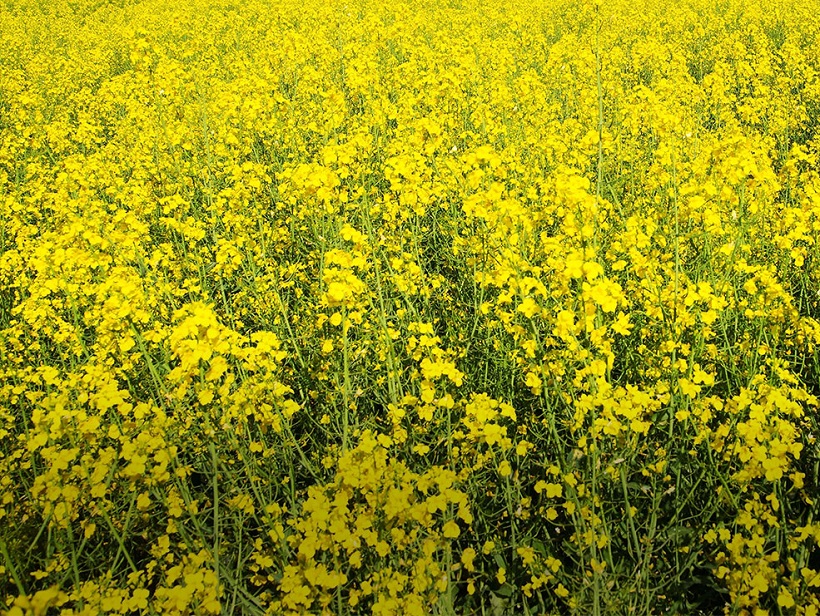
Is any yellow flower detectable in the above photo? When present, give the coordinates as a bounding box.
[611,311,633,336]
[461,547,477,572]
[442,520,461,538]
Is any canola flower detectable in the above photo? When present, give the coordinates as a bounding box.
[1,0,820,613]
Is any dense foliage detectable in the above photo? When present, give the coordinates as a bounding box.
[1,0,819,613]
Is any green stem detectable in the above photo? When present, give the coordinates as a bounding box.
[0,537,26,597]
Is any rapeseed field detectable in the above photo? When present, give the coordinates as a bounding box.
[1,0,819,613]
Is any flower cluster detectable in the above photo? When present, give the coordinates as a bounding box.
[1,0,819,613]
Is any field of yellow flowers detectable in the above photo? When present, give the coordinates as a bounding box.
[2,0,820,613]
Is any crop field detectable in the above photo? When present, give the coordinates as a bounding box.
[2,0,820,613]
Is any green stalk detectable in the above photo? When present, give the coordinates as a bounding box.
[0,537,26,597]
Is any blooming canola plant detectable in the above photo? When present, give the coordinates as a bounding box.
[1,0,820,613]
